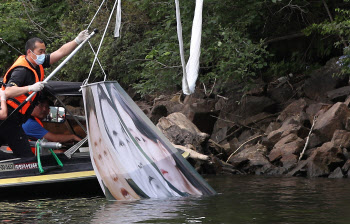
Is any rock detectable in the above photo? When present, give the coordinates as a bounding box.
[238,96,276,117]
[326,86,350,102]
[305,103,332,123]
[286,156,312,177]
[280,154,298,170]
[307,133,323,149]
[228,144,272,174]
[306,142,346,177]
[214,97,228,111]
[328,167,344,178]
[150,100,184,124]
[268,84,294,104]
[277,98,308,121]
[150,104,168,124]
[342,159,350,173]
[313,102,350,141]
[265,129,282,147]
[265,123,307,148]
[181,97,219,134]
[345,117,350,131]
[237,129,255,143]
[241,112,275,127]
[265,122,281,134]
[268,133,305,162]
[211,126,228,144]
[344,95,350,107]
[281,112,310,128]
[331,130,350,148]
[156,112,209,150]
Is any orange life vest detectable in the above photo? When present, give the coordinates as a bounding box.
[2,55,44,115]
[6,116,44,154]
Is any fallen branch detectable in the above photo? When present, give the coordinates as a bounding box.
[298,115,317,162]
[173,144,209,161]
[226,134,265,163]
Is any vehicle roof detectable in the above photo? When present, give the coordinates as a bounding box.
[44,81,82,96]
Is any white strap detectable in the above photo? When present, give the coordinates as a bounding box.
[186,0,203,94]
[175,0,190,94]
[114,0,122,37]
[175,0,203,95]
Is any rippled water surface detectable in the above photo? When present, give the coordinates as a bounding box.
[1,175,350,223]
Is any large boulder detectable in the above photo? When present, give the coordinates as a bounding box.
[156,112,209,151]
[277,98,308,122]
[306,142,346,177]
[305,103,332,123]
[331,130,350,149]
[268,133,305,163]
[264,122,308,149]
[326,86,350,103]
[228,143,273,174]
[313,102,350,141]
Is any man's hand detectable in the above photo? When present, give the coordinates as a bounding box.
[0,90,6,101]
[28,82,45,92]
[74,30,89,45]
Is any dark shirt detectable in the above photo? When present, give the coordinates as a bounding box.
[6,54,51,121]
[6,54,51,88]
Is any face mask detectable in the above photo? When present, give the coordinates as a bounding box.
[30,50,45,65]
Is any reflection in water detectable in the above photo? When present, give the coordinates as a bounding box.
[1,176,350,223]
[0,197,105,224]
[91,196,205,224]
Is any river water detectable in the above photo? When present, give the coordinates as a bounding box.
[1,175,350,224]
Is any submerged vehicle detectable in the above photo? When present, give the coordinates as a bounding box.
[0,81,101,199]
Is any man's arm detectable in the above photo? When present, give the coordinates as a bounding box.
[50,30,89,65]
[43,132,82,143]
[5,82,44,98]
[4,86,29,99]
[49,41,78,65]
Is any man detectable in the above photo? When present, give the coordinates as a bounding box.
[0,30,89,158]
[22,97,82,144]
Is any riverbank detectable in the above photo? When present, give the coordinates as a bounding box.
[134,57,350,178]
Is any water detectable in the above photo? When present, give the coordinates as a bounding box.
[1,175,350,224]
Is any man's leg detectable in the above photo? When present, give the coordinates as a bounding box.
[5,120,33,158]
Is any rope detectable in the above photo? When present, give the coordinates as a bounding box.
[86,0,118,84]
[0,37,23,55]
[88,41,107,80]
[87,0,106,30]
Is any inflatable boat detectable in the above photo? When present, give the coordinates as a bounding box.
[0,81,101,199]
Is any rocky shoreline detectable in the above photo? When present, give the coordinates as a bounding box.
[135,57,350,178]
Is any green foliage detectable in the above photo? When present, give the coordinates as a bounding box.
[304,1,350,75]
[203,28,271,89]
[1,0,348,97]
[0,1,30,73]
